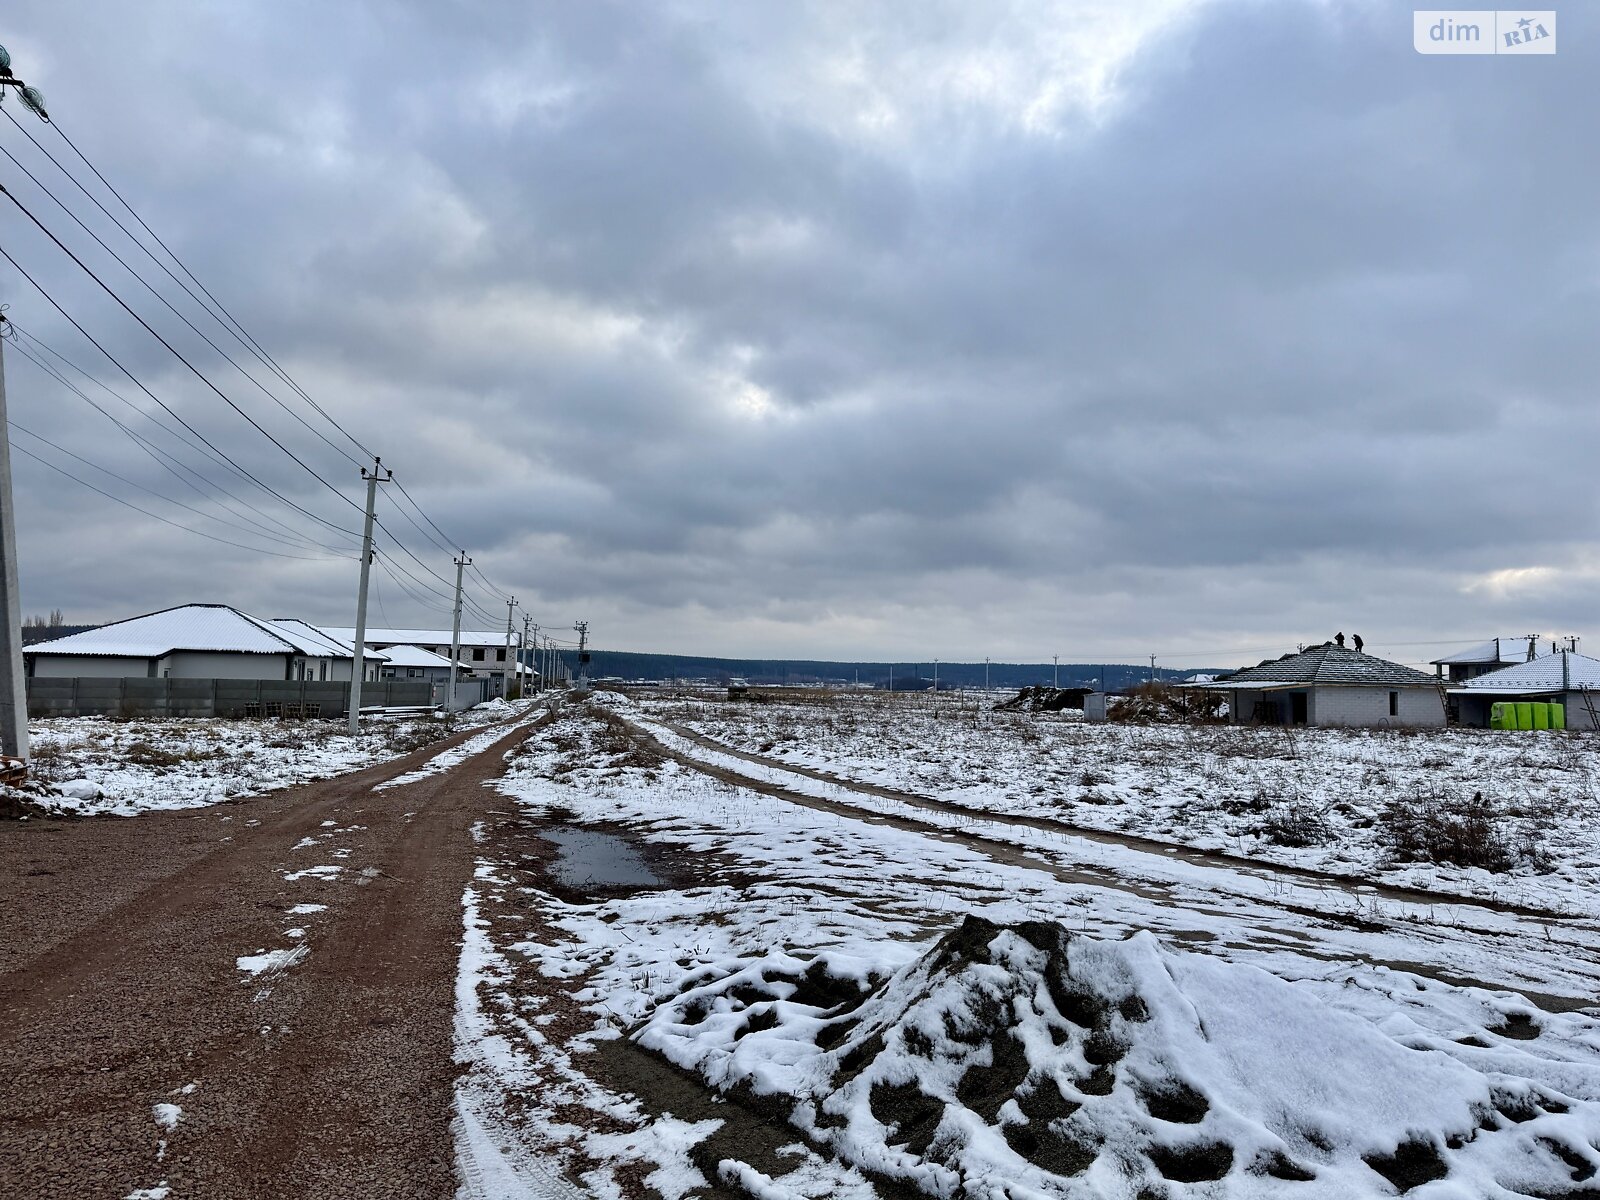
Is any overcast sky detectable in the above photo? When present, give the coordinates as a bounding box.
[0,2,1593,668]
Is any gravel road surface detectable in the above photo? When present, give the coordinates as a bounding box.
[0,711,542,1200]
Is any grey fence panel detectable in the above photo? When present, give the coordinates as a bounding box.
[27,677,437,719]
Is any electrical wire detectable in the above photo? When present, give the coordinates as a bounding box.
[0,186,367,525]
[7,333,357,554]
[8,440,333,561]
[0,139,364,470]
[1,106,375,462]
[0,238,362,539]
[7,419,347,556]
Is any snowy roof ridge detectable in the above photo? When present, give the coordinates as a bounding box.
[1212,644,1438,689]
[1453,650,1600,693]
[318,625,508,648]
[22,603,301,658]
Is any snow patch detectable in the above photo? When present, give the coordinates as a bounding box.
[236,944,310,978]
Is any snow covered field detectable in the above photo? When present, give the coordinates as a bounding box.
[460,700,1600,1199]
[16,699,528,816]
[640,691,1600,920]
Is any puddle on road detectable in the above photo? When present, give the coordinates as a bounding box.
[545,826,663,889]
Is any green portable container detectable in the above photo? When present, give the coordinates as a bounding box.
[1515,702,1534,730]
[1533,703,1550,730]
[1490,702,1513,730]
[1552,703,1567,730]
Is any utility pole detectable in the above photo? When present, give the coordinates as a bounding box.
[504,597,517,699]
[1053,654,1059,689]
[0,318,28,762]
[0,49,52,764]
[984,657,991,695]
[521,614,532,695]
[527,622,539,692]
[573,621,590,689]
[1149,654,1157,685]
[447,553,469,714]
[933,659,939,707]
[348,457,391,734]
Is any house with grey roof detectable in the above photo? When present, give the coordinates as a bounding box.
[1430,637,1535,683]
[1449,650,1600,730]
[23,604,386,683]
[1204,644,1446,728]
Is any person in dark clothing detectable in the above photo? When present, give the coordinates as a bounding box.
[1352,634,1364,653]
[1335,632,1346,648]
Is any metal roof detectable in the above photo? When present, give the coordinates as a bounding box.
[1431,638,1532,667]
[1207,644,1440,690]
[1450,650,1600,694]
[23,605,391,661]
[377,644,461,669]
[24,604,299,658]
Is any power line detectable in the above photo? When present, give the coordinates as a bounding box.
[7,333,355,554]
[0,135,364,469]
[8,439,332,561]
[0,237,362,539]
[0,184,368,526]
[0,106,374,462]
[7,419,345,556]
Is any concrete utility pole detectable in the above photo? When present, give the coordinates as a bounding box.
[984,657,991,695]
[1053,654,1059,689]
[527,621,539,693]
[1149,654,1157,685]
[521,614,531,694]
[504,597,517,698]
[448,553,470,714]
[0,319,29,761]
[348,457,391,734]
[573,621,590,688]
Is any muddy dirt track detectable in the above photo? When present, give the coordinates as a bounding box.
[0,712,542,1200]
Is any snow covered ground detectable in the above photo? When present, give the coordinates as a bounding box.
[460,700,1600,1199]
[15,699,531,816]
[640,691,1600,920]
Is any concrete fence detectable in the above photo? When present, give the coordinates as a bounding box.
[26,677,433,719]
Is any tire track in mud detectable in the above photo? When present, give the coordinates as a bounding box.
[0,707,549,1200]
[612,712,1600,1014]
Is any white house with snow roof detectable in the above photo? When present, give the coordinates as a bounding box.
[318,625,521,697]
[24,604,386,682]
[376,644,475,684]
[1204,643,1446,728]
[1450,650,1600,730]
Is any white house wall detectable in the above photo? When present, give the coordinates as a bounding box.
[164,651,290,680]
[1309,686,1446,728]
[28,654,153,679]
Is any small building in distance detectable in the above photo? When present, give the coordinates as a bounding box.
[1206,644,1445,728]
[24,604,385,682]
[1450,650,1600,730]
[377,644,470,683]
[320,625,515,698]
[1430,637,1534,683]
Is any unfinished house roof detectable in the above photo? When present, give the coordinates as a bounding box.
[257,618,384,661]
[1431,638,1533,667]
[23,604,300,658]
[1208,644,1440,690]
[1451,650,1600,695]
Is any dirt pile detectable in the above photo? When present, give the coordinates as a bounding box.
[994,686,1091,713]
[640,916,1600,1198]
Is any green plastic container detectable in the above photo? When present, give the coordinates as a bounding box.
[1552,703,1567,730]
[1532,703,1550,730]
[1490,702,1513,730]
[1515,702,1534,730]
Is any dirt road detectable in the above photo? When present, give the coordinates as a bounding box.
[0,712,542,1200]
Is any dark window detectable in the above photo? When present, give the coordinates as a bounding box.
[1389,691,1399,716]
[473,648,485,662]
[496,648,506,662]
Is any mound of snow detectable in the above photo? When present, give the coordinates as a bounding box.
[640,916,1600,1198]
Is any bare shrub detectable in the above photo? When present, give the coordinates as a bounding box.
[1256,800,1328,847]
[1377,789,1536,872]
